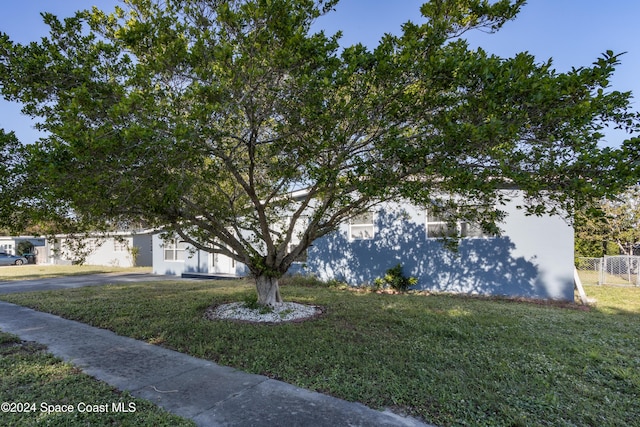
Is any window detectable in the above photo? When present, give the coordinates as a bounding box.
[461,221,487,238]
[426,210,493,239]
[85,239,101,252]
[426,211,457,238]
[163,239,187,261]
[349,211,374,240]
[114,239,128,252]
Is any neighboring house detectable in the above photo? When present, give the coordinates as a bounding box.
[152,190,574,301]
[51,231,154,267]
[0,236,48,264]
[0,231,153,267]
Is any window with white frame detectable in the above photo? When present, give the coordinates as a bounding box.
[85,239,101,252]
[426,209,493,239]
[426,210,457,238]
[460,221,487,238]
[163,239,187,261]
[114,239,128,252]
[349,211,374,240]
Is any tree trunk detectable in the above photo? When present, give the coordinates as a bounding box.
[617,241,629,255]
[255,275,283,307]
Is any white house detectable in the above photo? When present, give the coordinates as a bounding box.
[152,190,575,301]
[296,194,574,300]
[51,231,154,267]
[0,231,154,267]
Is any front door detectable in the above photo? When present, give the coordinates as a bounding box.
[209,252,236,275]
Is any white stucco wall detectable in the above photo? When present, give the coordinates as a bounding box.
[301,191,575,300]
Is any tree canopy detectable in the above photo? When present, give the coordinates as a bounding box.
[575,185,640,257]
[0,129,26,233]
[1,0,638,305]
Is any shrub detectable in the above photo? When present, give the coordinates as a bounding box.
[376,264,418,292]
[242,292,273,313]
[242,293,261,309]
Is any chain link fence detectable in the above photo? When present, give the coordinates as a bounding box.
[576,256,640,286]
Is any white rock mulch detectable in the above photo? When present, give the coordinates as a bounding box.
[205,302,322,323]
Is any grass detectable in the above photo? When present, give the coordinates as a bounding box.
[0,265,151,281]
[581,283,640,313]
[1,268,639,426]
[576,268,639,286]
[578,269,601,286]
[0,331,195,426]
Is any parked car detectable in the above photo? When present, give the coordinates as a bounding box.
[0,252,28,266]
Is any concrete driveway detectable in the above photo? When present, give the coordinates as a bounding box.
[0,272,176,294]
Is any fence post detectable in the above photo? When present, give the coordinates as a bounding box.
[599,256,605,286]
[574,268,590,304]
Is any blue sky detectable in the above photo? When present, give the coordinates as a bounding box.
[2,0,639,147]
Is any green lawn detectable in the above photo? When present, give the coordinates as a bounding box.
[0,331,194,426]
[1,272,639,426]
[577,268,639,286]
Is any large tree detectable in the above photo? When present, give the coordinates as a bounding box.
[0,129,27,234]
[575,185,640,257]
[1,0,638,305]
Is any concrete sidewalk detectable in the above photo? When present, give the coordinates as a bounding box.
[0,290,431,426]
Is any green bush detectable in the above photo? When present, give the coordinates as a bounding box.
[242,292,261,309]
[242,292,273,314]
[375,264,418,291]
[16,240,34,256]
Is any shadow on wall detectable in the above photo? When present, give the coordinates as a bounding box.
[161,267,181,276]
[302,209,559,299]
